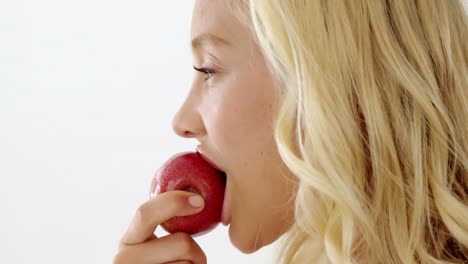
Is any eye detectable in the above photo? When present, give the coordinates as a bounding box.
[193,66,215,81]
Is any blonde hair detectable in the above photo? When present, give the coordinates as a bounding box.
[227,0,468,263]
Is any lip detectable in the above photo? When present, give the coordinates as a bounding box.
[196,147,225,172]
[221,186,230,226]
[196,146,229,225]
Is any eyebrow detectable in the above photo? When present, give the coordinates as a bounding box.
[191,33,231,51]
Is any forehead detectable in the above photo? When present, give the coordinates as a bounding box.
[190,0,245,49]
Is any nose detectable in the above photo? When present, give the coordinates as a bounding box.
[171,91,205,139]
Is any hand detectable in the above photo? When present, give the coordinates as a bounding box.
[113,191,207,264]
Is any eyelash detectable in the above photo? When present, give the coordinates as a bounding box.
[193,66,215,81]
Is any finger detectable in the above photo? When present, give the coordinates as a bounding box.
[114,232,207,264]
[165,261,192,264]
[120,191,205,245]
[118,234,156,252]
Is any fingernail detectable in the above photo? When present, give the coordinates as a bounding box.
[188,195,204,208]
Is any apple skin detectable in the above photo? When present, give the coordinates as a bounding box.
[150,151,226,236]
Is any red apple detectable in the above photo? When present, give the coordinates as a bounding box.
[149,151,226,236]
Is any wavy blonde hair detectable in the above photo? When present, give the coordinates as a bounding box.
[227,0,468,263]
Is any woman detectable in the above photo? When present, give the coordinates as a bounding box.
[114,0,468,263]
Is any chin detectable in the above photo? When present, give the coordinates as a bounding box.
[228,227,274,254]
[230,238,263,254]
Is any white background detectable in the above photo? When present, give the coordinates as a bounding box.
[5,1,466,264]
[0,1,275,263]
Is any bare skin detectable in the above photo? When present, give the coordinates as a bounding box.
[114,191,207,264]
[114,1,297,262]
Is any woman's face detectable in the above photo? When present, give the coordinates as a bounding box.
[172,0,297,253]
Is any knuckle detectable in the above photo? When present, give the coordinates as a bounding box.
[170,232,207,263]
[174,232,196,255]
[135,202,152,224]
[174,233,207,263]
[117,242,127,252]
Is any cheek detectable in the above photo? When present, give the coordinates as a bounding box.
[203,75,280,184]
[205,96,258,153]
[204,102,241,151]
[204,91,277,194]
[220,95,274,142]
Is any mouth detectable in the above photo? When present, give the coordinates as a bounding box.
[196,147,225,173]
[195,146,230,226]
